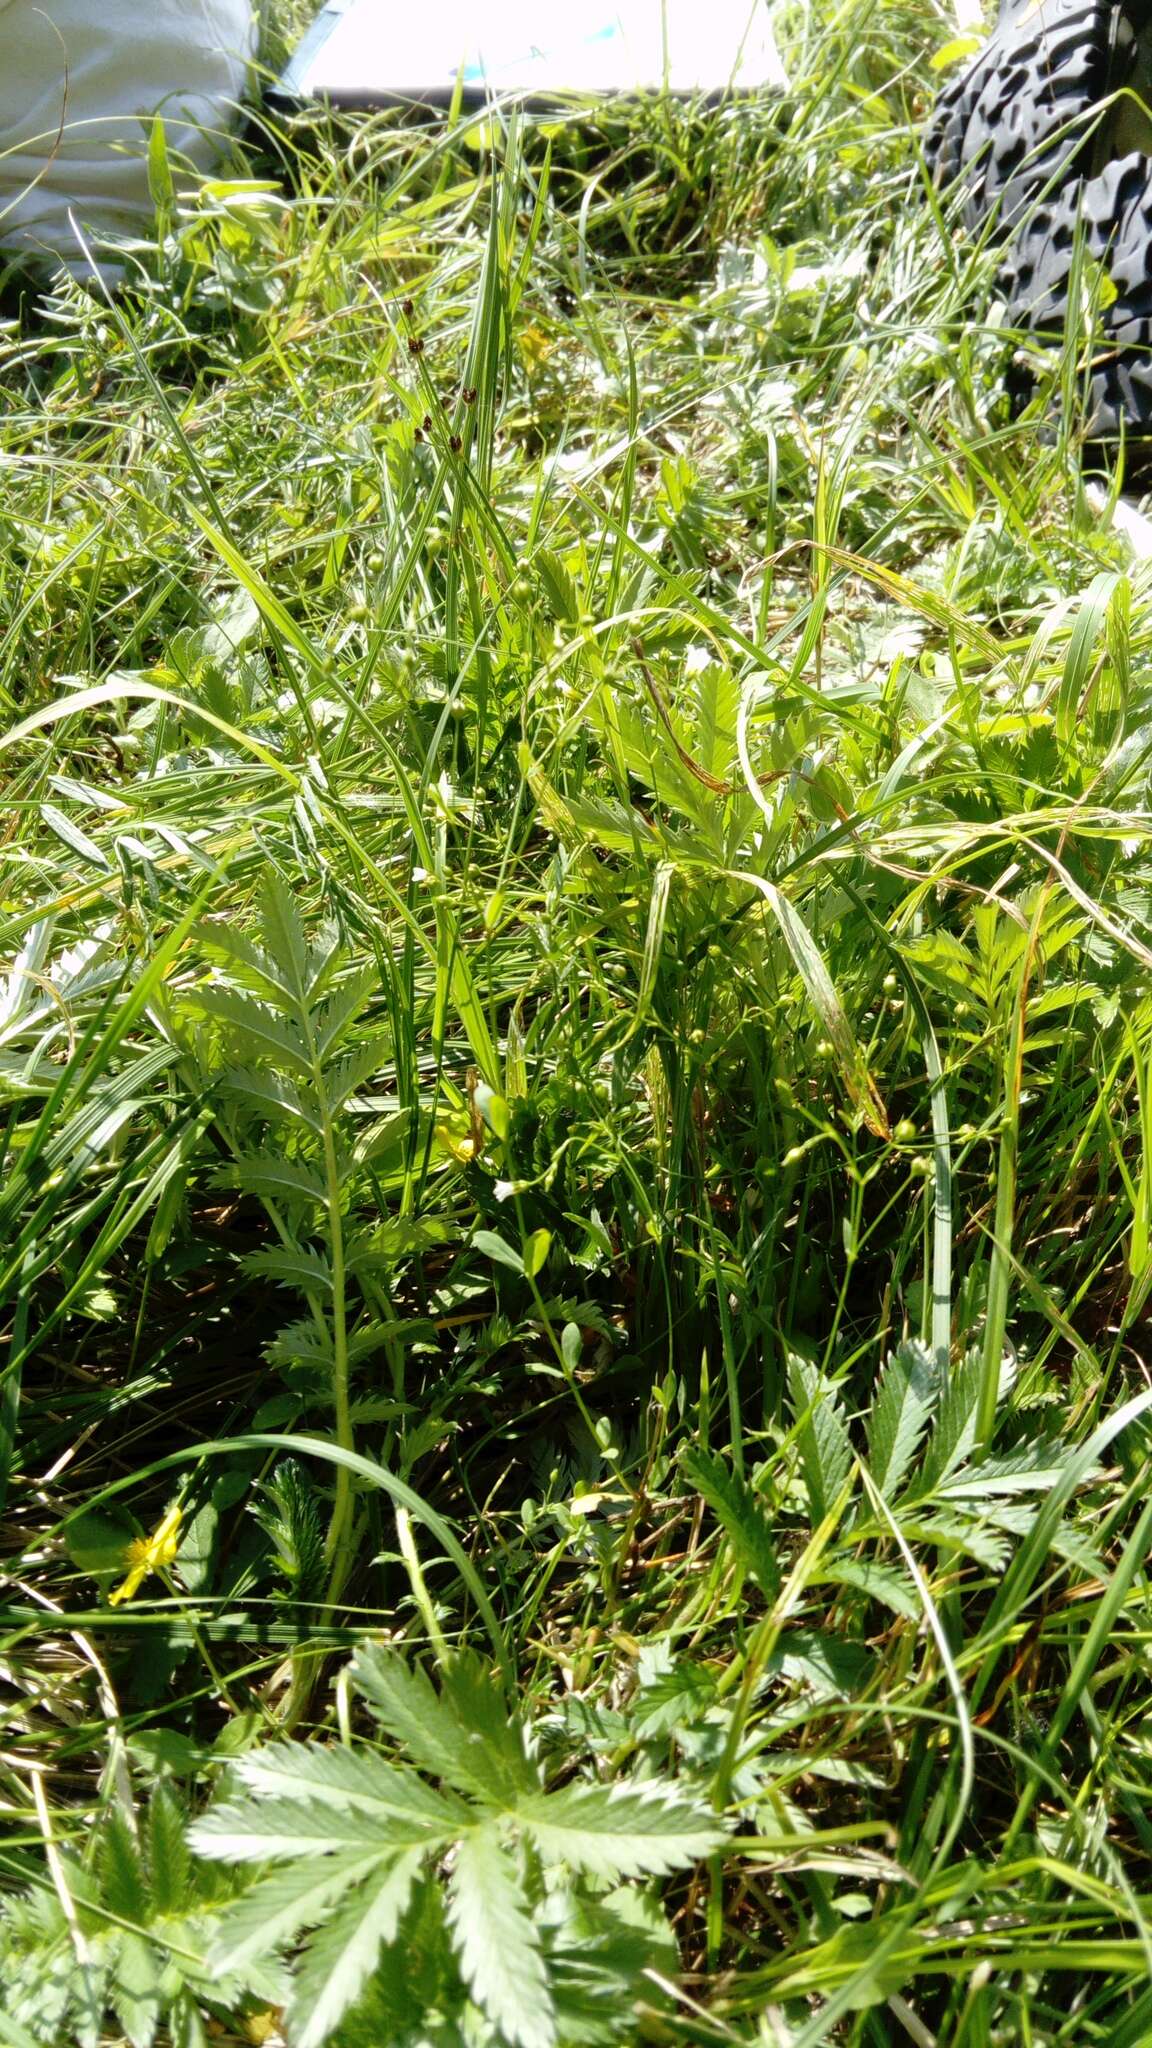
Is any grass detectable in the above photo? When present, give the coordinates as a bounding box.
[2,2,1152,2042]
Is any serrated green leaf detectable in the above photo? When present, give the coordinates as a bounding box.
[447,1828,555,2048]
[218,1066,322,1134]
[935,1448,1068,1497]
[288,1851,423,2048]
[788,1356,854,1524]
[184,986,313,1077]
[210,1853,385,1974]
[244,1245,333,1296]
[865,1339,939,1502]
[146,1785,190,1917]
[681,1447,780,1596]
[516,1782,726,1879]
[100,1808,147,1922]
[917,1349,984,1492]
[324,1033,391,1112]
[817,1559,920,1621]
[233,1741,467,1833]
[214,1157,328,1208]
[351,1647,536,1804]
[109,1928,162,2048]
[189,1794,424,1860]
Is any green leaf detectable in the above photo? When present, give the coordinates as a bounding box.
[146,1784,191,1917]
[788,1356,854,1525]
[184,987,313,1077]
[109,1928,162,2048]
[214,1157,328,1208]
[917,1347,985,1492]
[210,1853,379,1974]
[447,1828,555,2048]
[232,1741,466,1833]
[523,1228,551,1279]
[352,1647,536,1804]
[681,1447,780,1597]
[289,1851,424,2048]
[190,1794,424,1860]
[100,1808,147,1922]
[244,1245,333,1296]
[1056,571,1123,745]
[473,1228,525,1274]
[865,1339,939,1502]
[817,1559,920,1622]
[516,1782,727,1879]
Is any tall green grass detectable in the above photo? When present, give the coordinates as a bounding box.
[2,4,1152,2043]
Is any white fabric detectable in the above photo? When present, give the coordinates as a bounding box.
[0,1,254,275]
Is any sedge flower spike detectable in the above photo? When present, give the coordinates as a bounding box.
[108,1502,183,1607]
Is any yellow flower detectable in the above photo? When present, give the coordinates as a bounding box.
[108,1502,183,1607]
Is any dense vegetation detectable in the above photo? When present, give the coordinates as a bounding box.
[2,3,1152,2042]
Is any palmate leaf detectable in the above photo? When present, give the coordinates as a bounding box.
[865,1339,939,1503]
[350,1647,538,1805]
[680,1447,780,1597]
[514,1782,727,1880]
[447,1827,555,2048]
[287,1851,424,2048]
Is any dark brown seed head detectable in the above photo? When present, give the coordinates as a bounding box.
[407,335,425,357]
[449,434,462,454]
[402,297,415,316]
[423,414,433,431]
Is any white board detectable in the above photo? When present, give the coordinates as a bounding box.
[278,0,788,108]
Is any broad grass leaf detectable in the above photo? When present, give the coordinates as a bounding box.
[1057,572,1124,745]
[740,874,888,1136]
[515,1782,727,1879]
[289,1851,424,2048]
[447,1827,555,2048]
[681,1447,780,1596]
